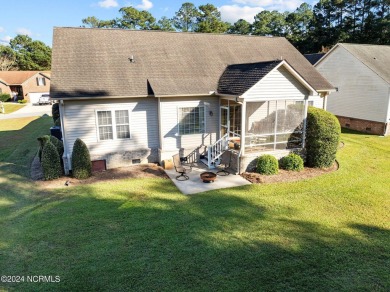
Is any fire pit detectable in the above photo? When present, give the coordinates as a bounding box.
[200,171,217,183]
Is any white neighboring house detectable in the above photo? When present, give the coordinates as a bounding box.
[315,43,390,136]
[50,27,334,174]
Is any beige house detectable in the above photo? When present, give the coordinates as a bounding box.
[0,71,51,103]
[315,43,390,136]
[50,27,334,174]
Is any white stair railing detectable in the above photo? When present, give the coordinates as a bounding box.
[206,133,229,169]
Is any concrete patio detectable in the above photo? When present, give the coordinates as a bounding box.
[164,162,251,195]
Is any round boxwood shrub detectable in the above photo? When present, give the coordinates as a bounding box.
[41,141,62,180]
[50,135,64,158]
[305,107,341,168]
[71,138,92,179]
[279,153,304,171]
[0,93,11,102]
[256,154,278,175]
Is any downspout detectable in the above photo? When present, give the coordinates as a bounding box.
[239,99,246,173]
[322,93,328,110]
[59,100,71,174]
[302,98,309,149]
[384,87,390,136]
[157,97,163,161]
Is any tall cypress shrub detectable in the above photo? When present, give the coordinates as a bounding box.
[71,138,92,179]
[305,107,341,168]
[41,141,62,180]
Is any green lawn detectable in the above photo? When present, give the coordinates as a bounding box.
[0,102,26,114]
[0,118,389,291]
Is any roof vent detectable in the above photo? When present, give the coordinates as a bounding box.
[129,55,135,63]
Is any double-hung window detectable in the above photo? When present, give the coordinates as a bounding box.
[97,109,130,140]
[37,77,46,86]
[178,106,205,135]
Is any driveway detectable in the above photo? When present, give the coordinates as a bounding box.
[0,103,52,120]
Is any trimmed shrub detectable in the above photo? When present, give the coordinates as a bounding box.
[280,153,304,171]
[71,138,92,179]
[37,135,51,161]
[305,107,341,168]
[41,141,62,180]
[50,135,64,158]
[0,93,11,102]
[52,103,60,123]
[256,155,279,175]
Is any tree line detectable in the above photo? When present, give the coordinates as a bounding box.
[82,0,389,53]
[0,0,388,71]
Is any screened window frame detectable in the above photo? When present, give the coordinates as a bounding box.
[95,109,131,141]
[177,106,206,136]
[245,99,307,151]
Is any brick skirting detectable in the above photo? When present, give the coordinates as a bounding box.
[337,116,389,136]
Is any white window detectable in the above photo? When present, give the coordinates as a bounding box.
[178,107,205,135]
[37,77,46,86]
[97,109,130,140]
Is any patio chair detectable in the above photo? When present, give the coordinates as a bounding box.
[216,151,232,176]
[172,154,192,181]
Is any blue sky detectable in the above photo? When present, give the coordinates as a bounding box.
[0,0,316,46]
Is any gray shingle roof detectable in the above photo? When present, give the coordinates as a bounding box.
[51,27,334,99]
[218,60,282,95]
[304,53,325,65]
[338,43,390,84]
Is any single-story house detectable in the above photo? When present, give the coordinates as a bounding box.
[0,71,51,103]
[50,27,334,174]
[315,43,390,136]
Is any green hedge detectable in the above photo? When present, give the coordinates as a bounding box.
[0,93,11,102]
[280,153,304,171]
[37,135,51,162]
[256,155,278,175]
[41,141,62,180]
[71,138,92,179]
[50,135,64,158]
[305,107,341,168]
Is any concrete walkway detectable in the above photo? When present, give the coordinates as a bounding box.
[165,162,251,195]
[0,103,52,120]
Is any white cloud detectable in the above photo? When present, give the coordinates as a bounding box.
[98,0,118,8]
[136,0,153,10]
[16,28,32,36]
[0,27,4,33]
[233,0,304,12]
[0,36,12,44]
[219,5,263,23]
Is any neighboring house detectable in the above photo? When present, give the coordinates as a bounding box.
[0,71,51,103]
[315,43,390,136]
[50,27,334,174]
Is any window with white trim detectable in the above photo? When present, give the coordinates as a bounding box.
[178,107,205,135]
[97,109,130,140]
[37,77,46,86]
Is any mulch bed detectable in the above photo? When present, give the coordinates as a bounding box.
[36,163,169,189]
[241,161,338,184]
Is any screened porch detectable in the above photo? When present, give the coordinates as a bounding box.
[220,99,307,154]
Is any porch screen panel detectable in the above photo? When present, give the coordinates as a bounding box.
[245,100,305,151]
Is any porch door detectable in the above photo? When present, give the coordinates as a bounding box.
[220,106,229,136]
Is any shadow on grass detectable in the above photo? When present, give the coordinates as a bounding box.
[0,116,53,177]
[1,177,389,291]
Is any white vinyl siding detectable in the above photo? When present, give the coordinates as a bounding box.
[62,98,159,156]
[160,97,219,151]
[316,46,389,123]
[242,66,310,100]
